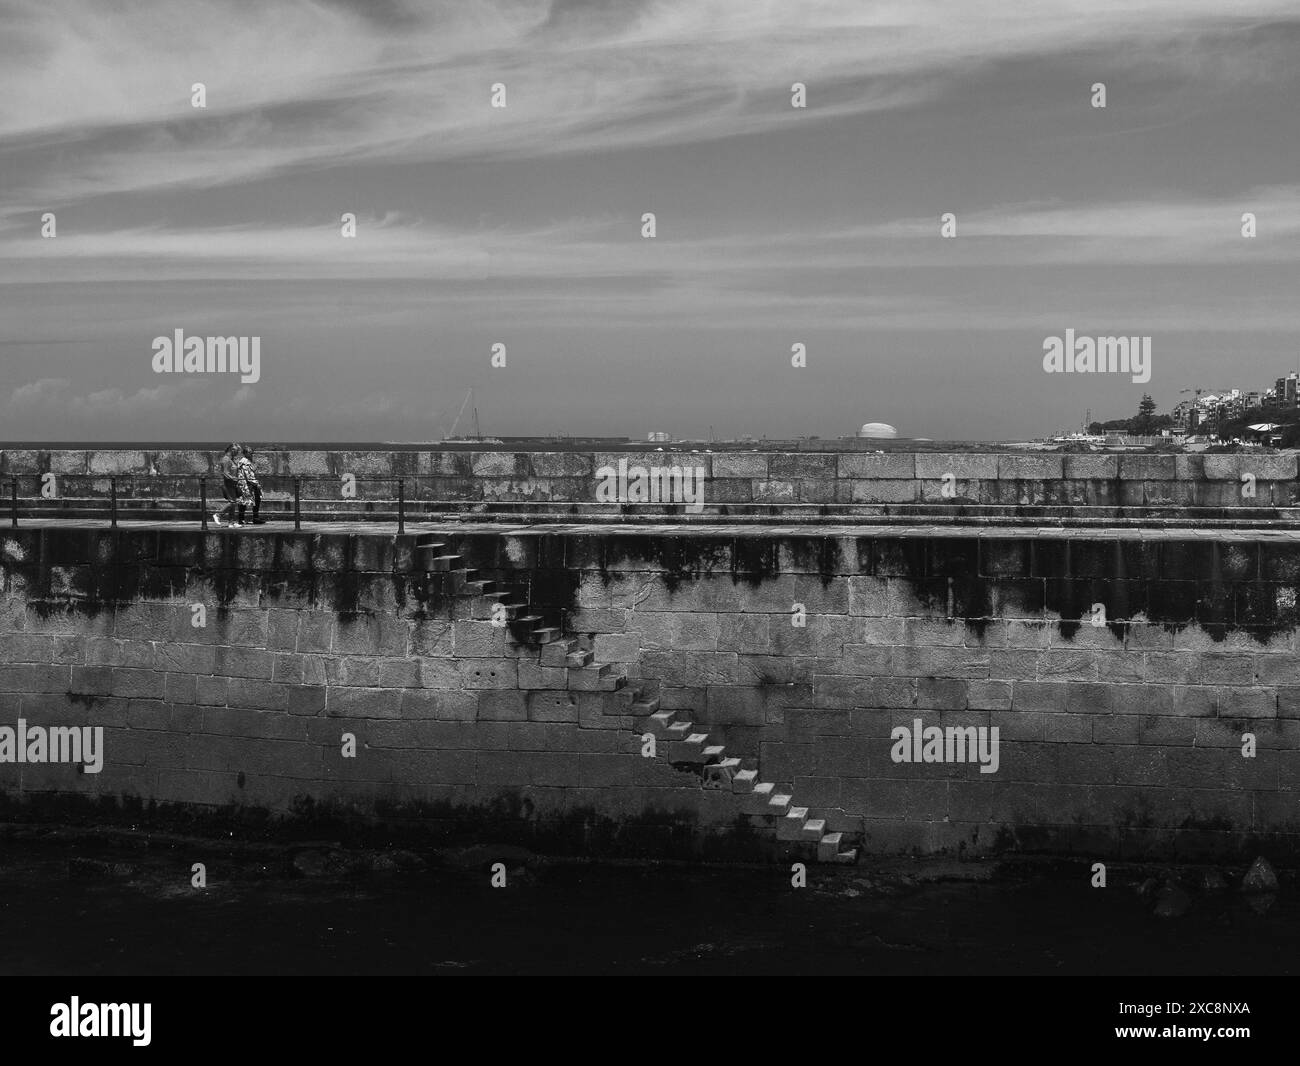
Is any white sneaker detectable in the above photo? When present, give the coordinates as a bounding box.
[212,514,223,526]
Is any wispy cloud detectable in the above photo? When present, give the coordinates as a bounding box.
[5,185,1299,288]
[2,0,1297,210]
[6,376,207,419]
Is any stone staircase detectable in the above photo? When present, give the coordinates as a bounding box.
[413,532,859,864]
[640,705,858,863]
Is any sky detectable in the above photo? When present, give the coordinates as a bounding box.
[1,0,1299,442]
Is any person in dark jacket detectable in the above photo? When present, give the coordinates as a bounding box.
[213,444,250,527]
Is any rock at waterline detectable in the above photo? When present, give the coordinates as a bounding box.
[1152,883,1192,920]
[290,849,332,878]
[1199,869,1229,894]
[1241,857,1279,894]
[439,844,540,870]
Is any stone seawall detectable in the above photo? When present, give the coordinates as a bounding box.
[0,523,1297,861]
[2,447,1298,510]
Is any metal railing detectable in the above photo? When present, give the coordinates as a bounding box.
[6,471,1300,531]
[5,473,415,532]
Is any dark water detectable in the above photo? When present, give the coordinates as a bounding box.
[0,838,1294,976]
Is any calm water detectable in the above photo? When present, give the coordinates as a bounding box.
[0,837,1294,976]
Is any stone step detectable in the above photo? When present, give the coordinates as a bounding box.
[701,744,725,763]
[471,597,521,621]
[568,664,625,691]
[832,848,859,865]
[666,721,692,740]
[531,626,563,645]
[428,554,461,573]
[702,757,741,790]
[647,710,677,735]
[668,733,710,764]
[732,768,758,794]
[540,639,578,667]
[449,568,479,591]
[777,806,810,841]
[412,543,447,567]
[607,687,637,712]
[816,832,844,863]
[768,792,793,815]
[745,782,775,814]
[630,694,661,715]
[463,579,495,596]
[565,648,594,668]
[801,818,826,842]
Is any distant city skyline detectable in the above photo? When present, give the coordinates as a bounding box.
[3,0,1300,441]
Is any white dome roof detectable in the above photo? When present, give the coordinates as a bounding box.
[857,422,898,438]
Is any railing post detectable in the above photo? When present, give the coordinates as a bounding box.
[397,478,405,534]
[200,478,208,531]
[294,478,302,531]
[110,477,117,528]
[10,477,16,528]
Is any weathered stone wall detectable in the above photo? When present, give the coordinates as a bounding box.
[2,448,1297,509]
[1,525,1297,860]
[568,531,1300,858]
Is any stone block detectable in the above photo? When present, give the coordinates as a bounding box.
[400,690,477,721]
[458,661,518,689]
[326,687,402,719]
[849,480,916,503]
[712,454,768,478]
[530,453,594,477]
[196,676,228,706]
[478,690,528,721]
[914,453,999,480]
[109,668,165,699]
[996,454,1063,480]
[837,454,915,479]
[769,453,836,479]
[1117,454,1176,480]
[288,686,326,715]
[752,480,797,502]
[1062,454,1118,479]
[527,691,578,723]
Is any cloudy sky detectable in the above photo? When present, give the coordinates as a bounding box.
[2,0,1299,442]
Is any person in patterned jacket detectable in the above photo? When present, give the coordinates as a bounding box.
[212,443,252,527]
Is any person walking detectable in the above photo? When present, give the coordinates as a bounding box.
[239,446,265,524]
[212,443,251,527]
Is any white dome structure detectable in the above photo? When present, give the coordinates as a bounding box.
[857,422,898,439]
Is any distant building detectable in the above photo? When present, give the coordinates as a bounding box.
[856,422,898,439]
[1275,374,1298,408]
[646,431,672,442]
